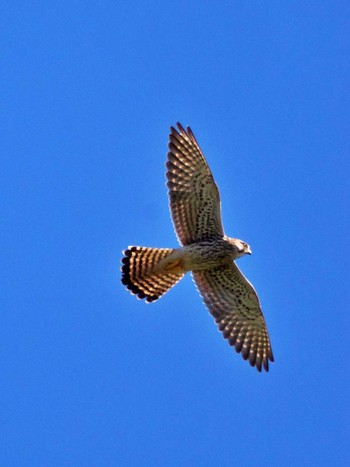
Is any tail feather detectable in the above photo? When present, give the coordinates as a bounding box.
[121,246,184,302]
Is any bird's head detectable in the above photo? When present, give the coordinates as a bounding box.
[238,240,252,257]
[226,238,252,258]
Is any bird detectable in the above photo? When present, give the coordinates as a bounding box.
[121,123,274,372]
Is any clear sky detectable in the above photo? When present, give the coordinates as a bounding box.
[1,1,349,466]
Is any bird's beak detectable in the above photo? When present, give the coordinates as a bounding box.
[246,247,252,255]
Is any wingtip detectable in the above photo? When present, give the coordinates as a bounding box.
[186,125,195,138]
[176,122,186,134]
[169,122,198,146]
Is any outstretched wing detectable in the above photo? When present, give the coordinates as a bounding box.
[166,123,224,246]
[192,263,274,372]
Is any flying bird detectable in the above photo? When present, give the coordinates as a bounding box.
[121,123,274,372]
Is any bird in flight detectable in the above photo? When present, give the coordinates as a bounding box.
[121,123,274,372]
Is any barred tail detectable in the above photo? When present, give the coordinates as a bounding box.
[121,246,185,302]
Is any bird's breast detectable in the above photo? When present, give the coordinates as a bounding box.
[180,240,235,272]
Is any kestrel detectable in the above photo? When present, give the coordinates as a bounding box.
[121,123,274,372]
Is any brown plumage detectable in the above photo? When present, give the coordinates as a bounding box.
[121,247,184,302]
[121,123,274,372]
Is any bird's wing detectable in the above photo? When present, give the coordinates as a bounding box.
[192,263,274,372]
[166,123,224,246]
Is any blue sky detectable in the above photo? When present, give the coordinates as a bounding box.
[1,1,349,466]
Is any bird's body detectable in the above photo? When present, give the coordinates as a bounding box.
[156,237,250,273]
[121,123,274,372]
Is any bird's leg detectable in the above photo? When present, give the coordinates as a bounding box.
[154,249,188,274]
[163,259,184,273]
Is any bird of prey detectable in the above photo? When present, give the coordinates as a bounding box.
[121,123,274,372]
